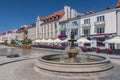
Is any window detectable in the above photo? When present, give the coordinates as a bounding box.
[61,23,66,28]
[84,19,90,24]
[55,26,57,30]
[74,28,78,35]
[71,28,78,36]
[56,16,59,20]
[97,38,105,46]
[41,27,43,32]
[96,27,104,34]
[51,32,53,37]
[61,31,66,34]
[83,29,90,35]
[44,26,46,32]
[52,17,54,21]
[72,21,78,26]
[109,44,115,49]
[97,16,105,22]
[54,23,57,30]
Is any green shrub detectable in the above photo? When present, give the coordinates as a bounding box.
[11,39,16,44]
[4,40,8,45]
[22,39,32,45]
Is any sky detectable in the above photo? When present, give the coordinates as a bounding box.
[0,0,118,33]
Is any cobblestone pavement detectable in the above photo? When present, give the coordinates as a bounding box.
[0,46,120,80]
[0,58,120,80]
[0,46,61,57]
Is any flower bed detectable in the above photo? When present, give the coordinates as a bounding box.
[58,34,67,40]
[108,49,113,54]
[96,48,101,53]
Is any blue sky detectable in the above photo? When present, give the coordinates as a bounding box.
[0,0,118,33]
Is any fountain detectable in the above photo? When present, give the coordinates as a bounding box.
[67,31,78,63]
[34,31,113,79]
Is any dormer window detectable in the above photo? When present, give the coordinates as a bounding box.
[50,18,52,21]
[56,16,59,20]
[52,17,54,21]
[48,19,51,22]
[47,19,49,22]
[45,20,47,22]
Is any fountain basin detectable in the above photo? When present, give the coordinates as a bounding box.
[34,53,113,74]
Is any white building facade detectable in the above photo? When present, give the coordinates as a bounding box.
[80,8,117,48]
[59,17,80,40]
[58,1,120,49]
[0,30,18,43]
[28,27,36,40]
[80,0,120,49]
[36,6,79,40]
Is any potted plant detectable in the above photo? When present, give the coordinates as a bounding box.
[27,39,32,45]
[22,39,32,49]
[96,48,101,53]
[108,49,113,54]
[59,27,66,31]
[4,40,8,46]
[10,39,16,47]
[58,34,67,40]
[26,39,32,49]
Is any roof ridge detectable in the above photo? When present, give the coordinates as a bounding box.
[39,9,64,21]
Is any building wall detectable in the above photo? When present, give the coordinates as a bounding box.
[40,22,58,39]
[36,6,79,40]
[117,8,120,35]
[80,9,117,36]
[60,6,79,21]
[17,32,23,41]
[36,17,42,39]
[28,27,36,40]
[59,18,80,39]
[1,34,8,41]
[9,32,18,40]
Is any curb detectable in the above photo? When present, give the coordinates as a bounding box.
[0,57,38,66]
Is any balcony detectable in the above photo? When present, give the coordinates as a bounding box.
[82,24,91,28]
[94,21,105,27]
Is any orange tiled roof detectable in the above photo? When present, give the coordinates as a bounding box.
[24,26,32,31]
[116,0,120,7]
[40,10,64,21]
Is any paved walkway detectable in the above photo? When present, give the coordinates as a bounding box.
[0,46,120,80]
[0,46,62,65]
[0,58,120,80]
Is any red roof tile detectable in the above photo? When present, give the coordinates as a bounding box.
[40,10,64,21]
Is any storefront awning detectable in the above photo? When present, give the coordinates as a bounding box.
[93,35,105,38]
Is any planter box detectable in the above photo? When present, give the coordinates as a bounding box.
[26,45,31,49]
[11,44,15,47]
[22,45,31,49]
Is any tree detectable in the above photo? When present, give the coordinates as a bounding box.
[22,39,32,45]
[27,39,32,44]
[11,39,16,44]
[4,40,8,45]
[22,39,27,45]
